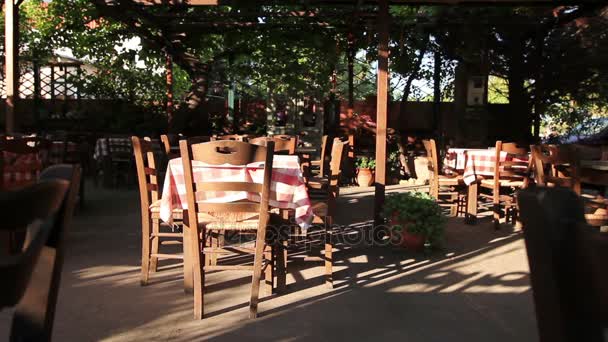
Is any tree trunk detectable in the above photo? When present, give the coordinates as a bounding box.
[92,1,212,135]
[507,35,532,144]
[399,45,428,117]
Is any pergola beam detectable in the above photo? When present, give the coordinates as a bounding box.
[4,0,20,134]
[373,0,389,228]
[131,0,562,6]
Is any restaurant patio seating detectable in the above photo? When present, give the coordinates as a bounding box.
[531,144,608,226]
[0,137,47,191]
[479,141,531,229]
[308,135,329,177]
[132,136,186,287]
[306,137,345,191]
[0,178,74,342]
[518,187,608,342]
[161,134,210,160]
[179,139,286,319]
[96,136,134,187]
[530,144,580,193]
[249,136,297,155]
[211,134,249,142]
[295,138,348,288]
[422,139,463,216]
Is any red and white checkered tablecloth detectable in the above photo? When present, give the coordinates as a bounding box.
[443,148,486,171]
[159,155,313,230]
[2,151,43,190]
[94,138,132,161]
[462,150,529,185]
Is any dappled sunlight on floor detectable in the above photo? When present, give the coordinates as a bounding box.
[0,184,537,341]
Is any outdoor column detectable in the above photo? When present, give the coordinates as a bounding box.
[347,32,355,111]
[433,50,442,147]
[4,0,19,133]
[374,0,389,228]
[166,53,174,125]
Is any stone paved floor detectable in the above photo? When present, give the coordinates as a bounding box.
[1,182,538,341]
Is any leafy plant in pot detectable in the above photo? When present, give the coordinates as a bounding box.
[382,192,446,251]
[356,156,376,187]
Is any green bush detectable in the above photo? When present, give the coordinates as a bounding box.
[382,191,446,248]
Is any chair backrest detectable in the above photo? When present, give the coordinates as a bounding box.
[0,180,69,310]
[327,138,348,198]
[422,139,440,198]
[179,139,274,221]
[160,134,177,156]
[0,138,47,191]
[131,137,160,216]
[105,136,133,161]
[492,141,531,188]
[530,144,580,194]
[10,165,81,342]
[319,135,329,177]
[518,187,608,342]
[212,134,248,142]
[271,134,299,147]
[249,136,296,155]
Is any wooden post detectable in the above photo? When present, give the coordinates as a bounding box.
[165,53,174,125]
[4,0,19,133]
[433,50,442,147]
[347,32,355,111]
[374,0,389,228]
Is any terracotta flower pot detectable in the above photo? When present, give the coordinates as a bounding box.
[389,215,426,252]
[357,168,375,187]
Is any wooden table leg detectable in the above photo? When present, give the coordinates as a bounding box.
[465,182,478,225]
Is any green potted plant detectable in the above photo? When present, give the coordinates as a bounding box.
[382,191,446,251]
[356,156,376,187]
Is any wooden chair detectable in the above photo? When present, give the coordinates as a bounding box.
[179,139,284,319]
[103,136,133,187]
[8,165,81,342]
[480,141,531,229]
[0,180,71,342]
[212,134,248,142]
[532,144,608,226]
[299,138,348,288]
[270,134,299,147]
[422,139,463,216]
[132,137,187,287]
[531,144,580,194]
[306,137,345,190]
[160,134,182,160]
[518,187,608,342]
[309,135,329,177]
[249,136,296,155]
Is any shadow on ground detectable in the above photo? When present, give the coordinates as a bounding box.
[0,182,537,341]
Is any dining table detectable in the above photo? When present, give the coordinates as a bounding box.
[159,154,314,230]
[444,148,530,224]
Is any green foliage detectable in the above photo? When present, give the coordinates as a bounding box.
[356,156,376,170]
[382,191,446,248]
